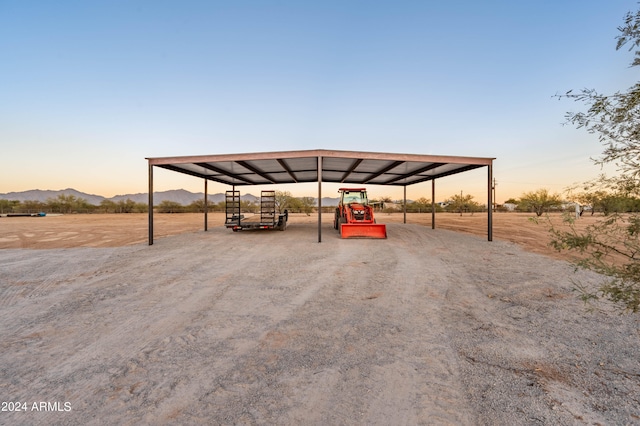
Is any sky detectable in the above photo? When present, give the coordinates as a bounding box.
[1,0,637,203]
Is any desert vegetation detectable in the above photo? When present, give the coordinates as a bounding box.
[550,6,640,313]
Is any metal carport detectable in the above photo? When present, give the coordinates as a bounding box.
[146,149,495,244]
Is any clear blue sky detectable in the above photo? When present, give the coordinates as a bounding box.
[1,0,636,202]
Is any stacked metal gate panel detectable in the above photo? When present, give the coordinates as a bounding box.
[225,191,241,227]
[260,190,276,226]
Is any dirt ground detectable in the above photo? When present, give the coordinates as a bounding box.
[1,213,639,425]
[0,211,598,258]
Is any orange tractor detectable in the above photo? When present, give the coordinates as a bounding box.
[333,188,387,239]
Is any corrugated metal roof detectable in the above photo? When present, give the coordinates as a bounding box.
[146,149,494,187]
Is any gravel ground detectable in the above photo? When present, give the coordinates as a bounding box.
[1,222,639,425]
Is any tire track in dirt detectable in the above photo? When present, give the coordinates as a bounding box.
[174,225,476,424]
[6,227,341,424]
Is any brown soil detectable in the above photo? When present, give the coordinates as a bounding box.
[1,212,638,425]
[0,212,594,262]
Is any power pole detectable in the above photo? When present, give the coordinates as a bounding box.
[492,178,497,212]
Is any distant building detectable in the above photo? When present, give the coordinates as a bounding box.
[382,202,402,211]
[369,201,384,211]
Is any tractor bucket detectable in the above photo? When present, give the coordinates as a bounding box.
[340,223,387,239]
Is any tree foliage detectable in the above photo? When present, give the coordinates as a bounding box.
[446,193,481,214]
[559,10,640,177]
[553,7,640,312]
[0,199,20,214]
[298,196,316,215]
[406,197,444,213]
[406,197,436,213]
[519,189,562,217]
[157,200,183,213]
[46,195,95,213]
[274,191,293,214]
[273,191,316,214]
[0,196,150,214]
[566,174,640,215]
[549,212,640,312]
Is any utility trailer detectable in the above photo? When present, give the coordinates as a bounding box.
[1,212,47,217]
[225,190,288,232]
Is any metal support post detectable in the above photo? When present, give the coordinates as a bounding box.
[318,156,322,243]
[488,164,493,241]
[403,185,407,224]
[204,179,208,232]
[148,164,154,245]
[431,179,435,230]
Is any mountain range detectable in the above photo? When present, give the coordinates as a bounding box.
[0,188,340,206]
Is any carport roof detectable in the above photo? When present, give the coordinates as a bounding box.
[146,149,494,187]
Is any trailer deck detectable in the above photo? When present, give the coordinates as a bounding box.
[225,190,288,232]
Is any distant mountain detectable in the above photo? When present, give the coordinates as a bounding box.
[0,188,106,205]
[320,197,339,207]
[1,188,280,206]
[110,190,260,206]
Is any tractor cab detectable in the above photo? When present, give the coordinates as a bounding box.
[339,188,369,207]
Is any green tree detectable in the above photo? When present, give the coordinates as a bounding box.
[22,200,46,213]
[298,196,315,216]
[0,199,19,214]
[240,199,258,213]
[46,197,62,213]
[116,199,136,213]
[567,174,640,215]
[408,197,432,213]
[74,197,94,213]
[186,199,207,213]
[100,199,117,213]
[519,189,562,217]
[551,7,640,312]
[447,195,459,214]
[133,202,148,213]
[559,13,640,178]
[46,194,89,213]
[157,200,183,213]
[274,191,293,214]
[286,197,303,213]
[446,193,480,215]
